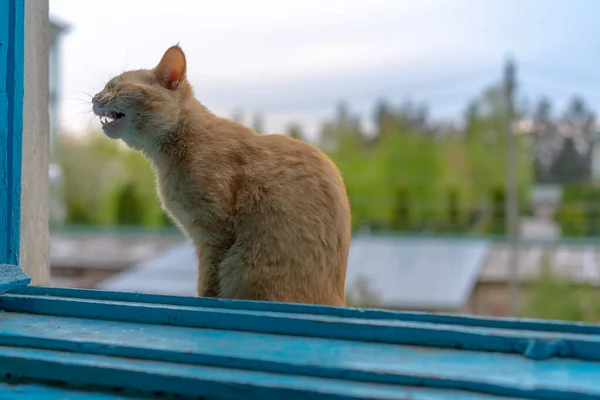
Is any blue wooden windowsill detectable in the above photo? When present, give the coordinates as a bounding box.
[0,264,30,293]
[1,265,600,400]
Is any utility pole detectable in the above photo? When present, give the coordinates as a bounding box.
[504,57,520,316]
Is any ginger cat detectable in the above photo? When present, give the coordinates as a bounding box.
[92,45,351,306]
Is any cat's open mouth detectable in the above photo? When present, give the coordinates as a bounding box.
[97,110,128,138]
[100,111,126,127]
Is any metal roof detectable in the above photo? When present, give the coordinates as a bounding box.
[98,235,491,309]
[480,243,600,285]
[51,231,184,270]
[97,240,197,295]
[346,235,490,309]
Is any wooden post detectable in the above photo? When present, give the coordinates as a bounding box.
[504,58,519,316]
[21,0,50,285]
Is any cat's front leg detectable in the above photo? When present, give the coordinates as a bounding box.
[195,246,220,297]
[194,230,235,298]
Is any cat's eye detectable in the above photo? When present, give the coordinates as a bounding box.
[105,78,119,90]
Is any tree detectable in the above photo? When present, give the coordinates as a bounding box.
[532,98,560,183]
[318,102,365,153]
[463,79,532,223]
[286,123,306,141]
[397,100,428,132]
[56,133,126,225]
[117,182,144,226]
[231,109,244,124]
[550,138,589,184]
[464,101,479,142]
[252,113,265,134]
[534,98,552,122]
[534,96,595,185]
[586,187,600,236]
[563,96,595,138]
[390,186,411,231]
[555,184,588,237]
[373,98,395,140]
[57,131,166,228]
[376,129,444,231]
[446,188,463,232]
[558,97,595,182]
[488,187,506,235]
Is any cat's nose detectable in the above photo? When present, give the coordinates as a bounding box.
[92,94,101,104]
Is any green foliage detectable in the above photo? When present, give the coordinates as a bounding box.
[55,76,600,238]
[286,123,306,141]
[323,90,532,234]
[95,181,122,226]
[555,184,592,237]
[57,134,125,226]
[521,255,600,322]
[55,81,538,233]
[378,130,445,229]
[445,188,464,232]
[56,132,165,228]
[117,182,145,226]
[488,187,506,235]
[586,189,600,236]
[390,186,411,231]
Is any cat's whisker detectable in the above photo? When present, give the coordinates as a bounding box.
[62,110,94,124]
[69,100,93,108]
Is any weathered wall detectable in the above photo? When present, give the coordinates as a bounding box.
[20,0,50,285]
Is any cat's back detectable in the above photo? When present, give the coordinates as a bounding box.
[225,133,351,305]
[248,133,348,213]
[252,134,345,186]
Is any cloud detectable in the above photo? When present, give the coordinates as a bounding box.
[50,0,600,138]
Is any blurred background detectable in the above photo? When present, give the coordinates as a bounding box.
[47,0,600,322]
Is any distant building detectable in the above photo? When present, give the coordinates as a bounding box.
[97,235,491,313]
[95,234,600,318]
[474,242,600,316]
[49,18,70,145]
[50,229,185,288]
[49,18,70,224]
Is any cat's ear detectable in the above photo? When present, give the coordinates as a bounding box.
[155,45,187,90]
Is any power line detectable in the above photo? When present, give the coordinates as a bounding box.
[522,79,600,98]
[245,67,499,113]
[233,61,600,126]
[520,62,600,84]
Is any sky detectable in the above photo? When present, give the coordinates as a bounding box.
[50,0,600,140]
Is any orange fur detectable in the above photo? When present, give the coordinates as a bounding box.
[92,45,351,306]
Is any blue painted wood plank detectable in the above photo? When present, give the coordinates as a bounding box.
[0,0,24,265]
[0,382,140,400]
[0,312,598,399]
[13,286,600,336]
[2,291,599,362]
[0,264,29,293]
[2,288,600,398]
[0,345,528,400]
